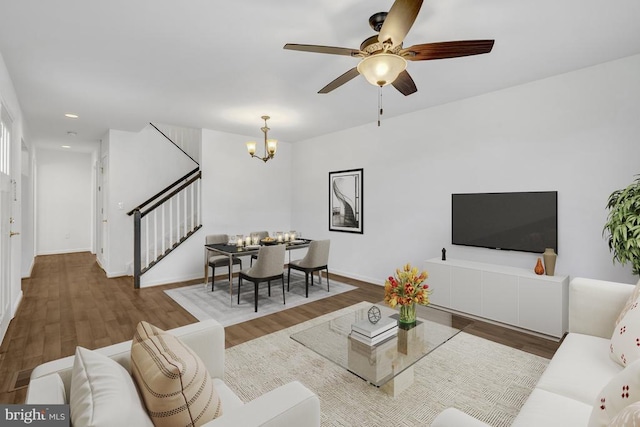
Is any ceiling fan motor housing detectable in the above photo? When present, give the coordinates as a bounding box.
[369,12,388,32]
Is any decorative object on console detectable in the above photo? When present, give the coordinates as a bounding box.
[329,168,363,234]
[603,175,640,275]
[543,247,557,276]
[246,115,278,163]
[442,247,446,261]
[368,305,382,324]
[384,263,430,329]
[534,258,544,275]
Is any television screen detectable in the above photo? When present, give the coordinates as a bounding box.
[451,191,558,254]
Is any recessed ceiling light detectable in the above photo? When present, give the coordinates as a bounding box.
[61,145,71,149]
[64,113,79,119]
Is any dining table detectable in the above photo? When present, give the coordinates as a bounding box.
[204,239,312,306]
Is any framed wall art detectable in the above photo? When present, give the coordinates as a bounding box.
[329,168,363,234]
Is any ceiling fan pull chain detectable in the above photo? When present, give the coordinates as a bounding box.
[378,86,383,127]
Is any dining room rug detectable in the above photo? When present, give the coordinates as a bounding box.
[164,271,358,326]
[224,301,550,426]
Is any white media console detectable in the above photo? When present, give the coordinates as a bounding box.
[425,258,569,338]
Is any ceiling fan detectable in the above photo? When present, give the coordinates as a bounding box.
[284,0,495,96]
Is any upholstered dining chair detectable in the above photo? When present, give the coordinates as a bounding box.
[205,234,242,292]
[250,230,270,266]
[238,244,286,312]
[287,239,330,298]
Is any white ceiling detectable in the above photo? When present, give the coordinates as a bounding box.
[1,0,639,150]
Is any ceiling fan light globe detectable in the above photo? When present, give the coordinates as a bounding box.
[357,53,407,87]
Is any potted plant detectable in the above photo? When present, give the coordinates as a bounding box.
[604,175,640,275]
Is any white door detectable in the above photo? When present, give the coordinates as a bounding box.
[0,106,12,338]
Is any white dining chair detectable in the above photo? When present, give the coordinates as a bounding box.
[238,244,286,312]
[287,239,330,297]
[205,234,242,291]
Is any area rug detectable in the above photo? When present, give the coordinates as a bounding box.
[164,272,357,326]
[224,302,550,426]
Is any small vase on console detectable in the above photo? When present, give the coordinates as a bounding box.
[543,248,557,276]
[534,258,544,275]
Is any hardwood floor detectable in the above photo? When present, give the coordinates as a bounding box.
[0,252,560,404]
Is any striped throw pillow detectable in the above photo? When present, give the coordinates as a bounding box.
[131,321,222,426]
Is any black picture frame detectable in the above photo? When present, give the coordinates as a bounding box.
[329,168,363,234]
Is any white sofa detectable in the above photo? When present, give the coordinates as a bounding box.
[25,319,321,427]
[432,277,636,427]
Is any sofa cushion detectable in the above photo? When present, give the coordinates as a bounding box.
[610,294,640,367]
[609,401,640,426]
[511,388,593,427]
[213,378,244,412]
[535,333,622,405]
[70,346,154,427]
[614,279,640,325]
[588,358,640,426]
[131,321,222,427]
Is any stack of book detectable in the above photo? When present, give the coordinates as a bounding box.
[349,316,398,346]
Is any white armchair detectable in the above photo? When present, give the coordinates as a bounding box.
[26,319,321,427]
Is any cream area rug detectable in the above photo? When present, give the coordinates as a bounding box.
[164,271,357,326]
[224,302,550,426]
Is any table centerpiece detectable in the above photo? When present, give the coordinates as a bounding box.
[384,263,431,329]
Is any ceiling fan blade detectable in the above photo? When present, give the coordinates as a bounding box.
[378,0,424,49]
[391,70,417,96]
[284,43,361,57]
[403,40,495,61]
[318,67,360,94]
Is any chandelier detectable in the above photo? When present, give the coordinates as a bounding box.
[246,116,278,163]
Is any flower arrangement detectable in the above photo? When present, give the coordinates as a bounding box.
[384,263,431,327]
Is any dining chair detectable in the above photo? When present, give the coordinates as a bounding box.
[205,234,242,292]
[249,230,270,266]
[238,244,286,312]
[287,239,330,298]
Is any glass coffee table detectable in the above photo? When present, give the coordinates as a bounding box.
[290,303,466,397]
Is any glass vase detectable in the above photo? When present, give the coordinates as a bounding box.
[398,302,417,330]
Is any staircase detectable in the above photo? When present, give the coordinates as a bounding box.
[127,124,201,288]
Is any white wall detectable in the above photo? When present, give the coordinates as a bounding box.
[140,128,293,287]
[36,149,93,254]
[106,126,199,278]
[291,54,640,286]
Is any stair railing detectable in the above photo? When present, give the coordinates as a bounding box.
[127,167,201,288]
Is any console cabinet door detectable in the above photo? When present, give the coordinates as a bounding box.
[451,267,482,316]
[426,262,451,307]
[518,277,563,337]
[482,271,518,325]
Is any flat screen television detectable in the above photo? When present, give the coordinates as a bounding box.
[451,191,558,254]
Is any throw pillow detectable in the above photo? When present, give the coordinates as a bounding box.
[615,279,640,325]
[70,346,154,427]
[609,401,640,427]
[588,358,640,427]
[131,321,222,427]
[610,294,640,367]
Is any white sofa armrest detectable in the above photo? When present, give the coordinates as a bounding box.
[431,408,491,427]
[568,277,635,338]
[27,319,225,403]
[204,381,320,427]
[25,373,67,404]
